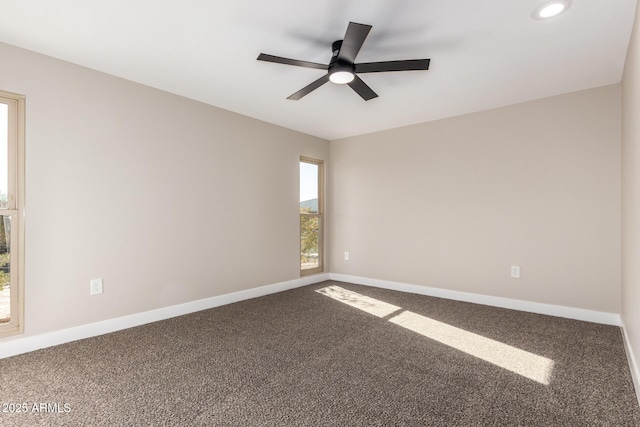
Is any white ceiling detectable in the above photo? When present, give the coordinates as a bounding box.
[0,0,636,140]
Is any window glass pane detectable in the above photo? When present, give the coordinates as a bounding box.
[0,215,11,324]
[0,104,7,209]
[300,162,318,213]
[301,215,320,270]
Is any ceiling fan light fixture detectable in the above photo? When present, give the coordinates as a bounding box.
[329,69,355,84]
[534,0,571,19]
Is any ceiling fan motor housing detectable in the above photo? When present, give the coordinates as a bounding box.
[329,40,356,82]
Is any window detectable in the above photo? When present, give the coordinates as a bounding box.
[0,90,25,337]
[300,157,323,275]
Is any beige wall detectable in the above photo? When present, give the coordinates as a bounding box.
[0,42,328,338]
[622,1,640,382]
[0,36,627,344]
[330,85,621,313]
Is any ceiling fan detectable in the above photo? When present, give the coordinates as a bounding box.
[257,21,431,101]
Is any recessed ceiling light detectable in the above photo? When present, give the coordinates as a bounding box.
[534,0,571,20]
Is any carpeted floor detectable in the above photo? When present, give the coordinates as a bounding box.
[1,280,639,426]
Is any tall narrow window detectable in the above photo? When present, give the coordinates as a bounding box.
[0,90,25,337]
[300,157,323,275]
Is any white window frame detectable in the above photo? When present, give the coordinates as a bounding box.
[300,157,324,276]
[0,90,25,337]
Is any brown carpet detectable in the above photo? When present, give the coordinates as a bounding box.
[1,280,639,426]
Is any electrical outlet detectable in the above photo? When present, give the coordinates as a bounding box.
[90,278,103,295]
[344,251,350,261]
[510,266,521,279]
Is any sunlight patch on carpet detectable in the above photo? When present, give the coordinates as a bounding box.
[316,285,402,318]
[316,285,555,385]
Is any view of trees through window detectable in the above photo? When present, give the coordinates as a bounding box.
[0,215,10,324]
[300,215,319,269]
[0,103,9,324]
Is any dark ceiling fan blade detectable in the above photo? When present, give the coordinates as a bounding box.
[337,22,372,63]
[356,58,430,73]
[347,75,378,101]
[287,74,331,100]
[257,53,328,70]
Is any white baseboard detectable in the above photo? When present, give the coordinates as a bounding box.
[329,273,622,326]
[621,321,640,408]
[0,273,330,360]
